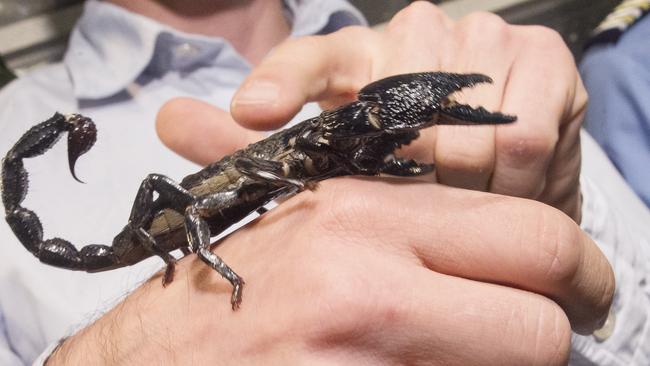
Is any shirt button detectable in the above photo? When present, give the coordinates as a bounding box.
[593,309,616,342]
[174,42,200,58]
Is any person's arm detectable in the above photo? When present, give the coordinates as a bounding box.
[46,177,612,365]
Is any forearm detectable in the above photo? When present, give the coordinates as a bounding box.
[46,281,176,365]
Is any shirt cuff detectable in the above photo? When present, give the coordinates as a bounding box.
[31,339,64,366]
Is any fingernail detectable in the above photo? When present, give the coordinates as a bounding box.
[233,80,279,106]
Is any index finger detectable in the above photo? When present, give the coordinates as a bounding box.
[231,26,380,130]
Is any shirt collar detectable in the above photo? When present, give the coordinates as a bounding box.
[65,0,365,100]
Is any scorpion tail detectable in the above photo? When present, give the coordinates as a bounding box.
[2,113,119,272]
[6,207,118,271]
[2,113,95,211]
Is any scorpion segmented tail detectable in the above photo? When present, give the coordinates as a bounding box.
[2,113,119,271]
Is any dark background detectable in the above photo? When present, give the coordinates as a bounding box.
[0,0,621,86]
[349,0,619,59]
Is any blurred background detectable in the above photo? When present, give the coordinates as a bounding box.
[0,0,620,84]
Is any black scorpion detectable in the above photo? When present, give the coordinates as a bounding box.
[1,72,516,309]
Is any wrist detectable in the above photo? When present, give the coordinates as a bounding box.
[45,325,106,365]
[46,282,171,365]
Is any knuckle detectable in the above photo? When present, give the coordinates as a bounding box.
[598,268,616,320]
[502,297,571,365]
[275,35,309,52]
[436,149,494,173]
[293,35,326,56]
[435,135,495,172]
[329,26,379,70]
[457,12,510,41]
[297,250,407,344]
[333,25,376,41]
[268,35,323,67]
[575,76,589,108]
[530,204,582,284]
[589,270,616,331]
[307,284,405,346]
[498,131,557,169]
[526,299,572,365]
[525,26,566,49]
[514,26,575,75]
[500,294,570,365]
[313,180,382,238]
[388,1,448,33]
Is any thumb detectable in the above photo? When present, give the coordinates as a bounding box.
[156,97,264,166]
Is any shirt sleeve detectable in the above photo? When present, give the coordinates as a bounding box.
[570,131,650,365]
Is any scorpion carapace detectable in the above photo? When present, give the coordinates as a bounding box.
[1,72,516,309]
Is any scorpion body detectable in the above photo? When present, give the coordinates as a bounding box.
[1,72,515,309]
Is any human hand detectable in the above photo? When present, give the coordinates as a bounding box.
[47,179,613,365]
[157,2,586,222]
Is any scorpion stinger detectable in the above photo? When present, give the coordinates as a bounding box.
[2,72,517,310]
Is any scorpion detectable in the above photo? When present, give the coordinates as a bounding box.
[1,72,515,309]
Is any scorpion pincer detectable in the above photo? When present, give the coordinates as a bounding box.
[1,72,516,309]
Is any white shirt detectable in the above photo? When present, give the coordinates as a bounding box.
[0,1,647,365]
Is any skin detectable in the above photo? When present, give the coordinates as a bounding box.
[108,0,290,64]
[48,2,613,365]
[50,179,612,365]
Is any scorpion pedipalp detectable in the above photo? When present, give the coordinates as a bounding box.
[358,72,516,131]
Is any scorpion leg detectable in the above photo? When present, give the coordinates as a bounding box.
[292,131,360,176]
[182,179,300,309]
[185,196,246,310]
[134,227,178,285]
[125,173,194,285]
[351,132,435,177]
[234,156,310,190]
[256,207,269,215]
[380,158,434,176]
